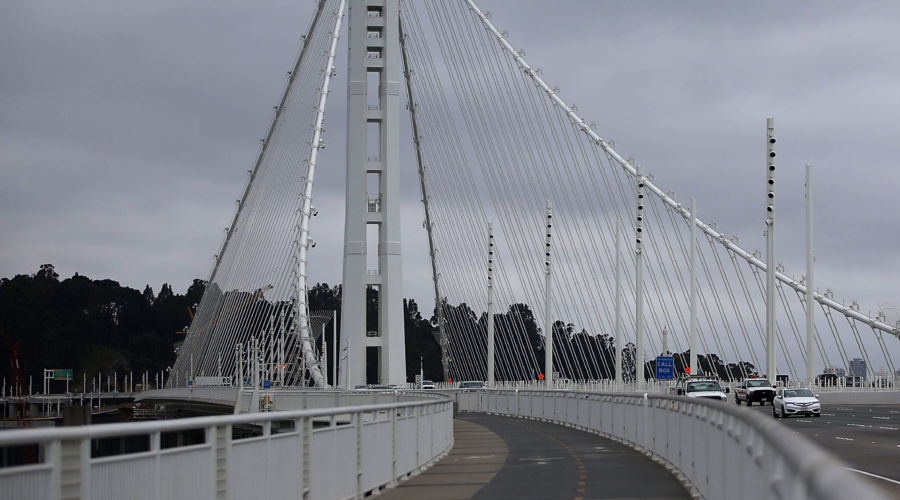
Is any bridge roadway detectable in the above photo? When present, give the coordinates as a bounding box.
[745,403,900,497]
[380,413,691,500]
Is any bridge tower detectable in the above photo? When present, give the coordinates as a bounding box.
[341,0,407,386]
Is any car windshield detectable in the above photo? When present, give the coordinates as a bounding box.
[422,380,433,385]
[747,380,771,388]
[460,381,485,388]
[783,388,814,398]
[686,381,721,392]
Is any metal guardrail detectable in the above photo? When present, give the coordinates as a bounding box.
[456,389,887,500]
[0,396,454,500]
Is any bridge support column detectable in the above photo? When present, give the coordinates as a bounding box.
[341,0,406,387]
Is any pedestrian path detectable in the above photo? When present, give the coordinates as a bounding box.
[380,413,692,500]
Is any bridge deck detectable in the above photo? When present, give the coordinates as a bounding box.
[382,414,691,500]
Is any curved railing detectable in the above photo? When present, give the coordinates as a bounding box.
[456,389,886,500]
[0,396,453,500]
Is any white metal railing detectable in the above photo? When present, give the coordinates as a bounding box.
[0,397,453,500]
[455,389,887,500]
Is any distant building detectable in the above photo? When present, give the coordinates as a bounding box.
[823,366,846,377]
[848,358,867,379]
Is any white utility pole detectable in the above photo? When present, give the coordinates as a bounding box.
[614,222,623,388]
[544,201,554,387]
[235,344,243,388]
[487,223,496,385]
[321,335,328,388]
[635,166,646,387]
[805,164,816,383]
[332,311,338,388]
[765,117,777,381]
[689,198,698,375]
[662,327,669,356]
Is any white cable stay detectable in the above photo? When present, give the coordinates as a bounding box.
[462,0,898,339]
[296,0,347,387]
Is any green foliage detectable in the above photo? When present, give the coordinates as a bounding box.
[0,264,203,389]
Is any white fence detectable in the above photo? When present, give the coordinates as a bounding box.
[0,397,453,500]
[456,389,886,500]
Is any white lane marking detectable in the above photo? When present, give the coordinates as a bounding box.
[463,455,497,460]
[873,416,890,420]
[846,423,867,428]
[796,419,812,423]
[835,437,854,441]
[878,427,898,430]
[845,468,900,486]
[519,457,562,462]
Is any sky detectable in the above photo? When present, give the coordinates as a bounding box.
[2,0,900,326]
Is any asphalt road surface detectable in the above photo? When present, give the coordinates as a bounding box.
[381,413,691,500]
[745,402,900,497]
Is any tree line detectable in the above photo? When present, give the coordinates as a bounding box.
[0,265,757,392]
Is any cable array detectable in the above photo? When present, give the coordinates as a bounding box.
[170,0,344,388]
[400,0,899,383]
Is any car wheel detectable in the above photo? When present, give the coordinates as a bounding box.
[814,413,821,418]
[735,397,741,405]
[773,405,779,418]
[747,400,752,407]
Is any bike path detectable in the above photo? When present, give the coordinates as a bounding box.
[381,413,691,500]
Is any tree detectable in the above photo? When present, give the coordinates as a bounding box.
[35,264,59,281]
[142,285,155,306]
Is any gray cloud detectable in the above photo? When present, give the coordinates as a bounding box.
[2,0,898,325]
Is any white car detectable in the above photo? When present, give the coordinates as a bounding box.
[421,380,436,389]
[773,388,821,418]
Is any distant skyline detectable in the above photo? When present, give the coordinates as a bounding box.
[2,0,899,324]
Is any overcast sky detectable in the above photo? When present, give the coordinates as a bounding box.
[2,1,899,323]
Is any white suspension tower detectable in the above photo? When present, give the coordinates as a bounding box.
[765,118,777,381]
[341,0,406,387]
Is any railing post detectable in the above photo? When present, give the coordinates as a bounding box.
[213,424,230,500]
[58,438,89,500]
[47,440,61,500]
[356,411,363,499]
[391,405,398,486]
[301,417,311,500]
[151,431,161,500]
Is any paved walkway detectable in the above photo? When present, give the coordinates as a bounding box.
[381,413,691,500]
[379,417,508,499]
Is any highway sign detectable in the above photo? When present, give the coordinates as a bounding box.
[656,356,675,380]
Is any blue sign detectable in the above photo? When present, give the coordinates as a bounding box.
[263,379,271,389]
[656,356,675,380]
